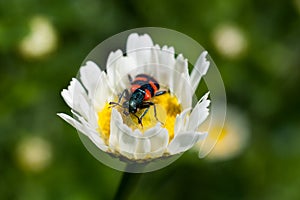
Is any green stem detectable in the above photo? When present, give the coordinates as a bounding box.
[113,172,142,200]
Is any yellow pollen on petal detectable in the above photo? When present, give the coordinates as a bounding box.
[97,103,111,144]
[163,116,176,140]
[97,92,182,143]
[153,93,182,140]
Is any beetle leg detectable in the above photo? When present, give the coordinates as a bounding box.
[139,106,150,120]
[151,103,164,125]
[123,110,129,116]
[152,103,160,123]
[140,102,164,125]
[132,113,143,128]
[109,102,123,108]
[138,106,152,129]
[155,90,167,97]
[124,89,130,100]
[109,89,130,108]
[117,89,126,102]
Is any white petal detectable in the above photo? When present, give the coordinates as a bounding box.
[93,71,114,111]
[58,113,85,134]
[118,129,137,160]
[152,64,173,91]
[61,78,90,120]
[88,132,108,151]
[109,108,123,151]
[107,49,123,68]
[149,44,160,65]
[151,45,174,83]
[126,33,154,53]
[188,92,210,131]
[116,56,138,77]
[106,50,123,93]
[71,94,98,131]
[134,138,151,160]
[141,45,160,75]
[174,73,193,109]
[107,51,140,93]
[74,92,90,122]
[61,89,73,109]
[113,56,138,91]
[80,61,102,100]
[71,109,98,132]
[159,45,175,66]
[57,113,107,151]
[168,132,208,155]
[174,54,189,79]
[172,55,187,86]
[144,124,169,157]
[61,78,84,109]
[190,51,210,93]
[152,47,176,91]
[174,108,192,136]
[126,33,154,67]
[154,52,191,109]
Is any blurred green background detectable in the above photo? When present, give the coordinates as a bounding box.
[1,0,300,199]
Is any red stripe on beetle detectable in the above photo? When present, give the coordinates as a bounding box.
[131,84,141,93]
[149,81,158,93]
[134,77,148,82]
[144,89,151,100]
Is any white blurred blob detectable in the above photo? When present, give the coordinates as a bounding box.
[16,137,52,172]
[212,24,247,59]
[197,106,250,161]
[19,16,58,59]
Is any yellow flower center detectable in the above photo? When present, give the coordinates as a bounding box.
[217,126,229,141]
[208,125,229,143]
[97,93,182,144]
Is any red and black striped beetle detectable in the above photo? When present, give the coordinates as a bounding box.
[109,74,167,127]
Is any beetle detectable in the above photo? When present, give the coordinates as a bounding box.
[109,74,167,127]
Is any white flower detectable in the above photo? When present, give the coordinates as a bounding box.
[58,33,210,162]
[16,137,52,172]
[19,16,57,59]
[197,106,250,161]
[212,24,247,59]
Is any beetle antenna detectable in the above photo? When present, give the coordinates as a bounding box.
[109,102,123,108]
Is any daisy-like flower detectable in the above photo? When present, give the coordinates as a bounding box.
[16,136,52,173]
[196,106,250,161]
[19,16,57,59]
[58,33,210,169]
[212,24,247,59]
